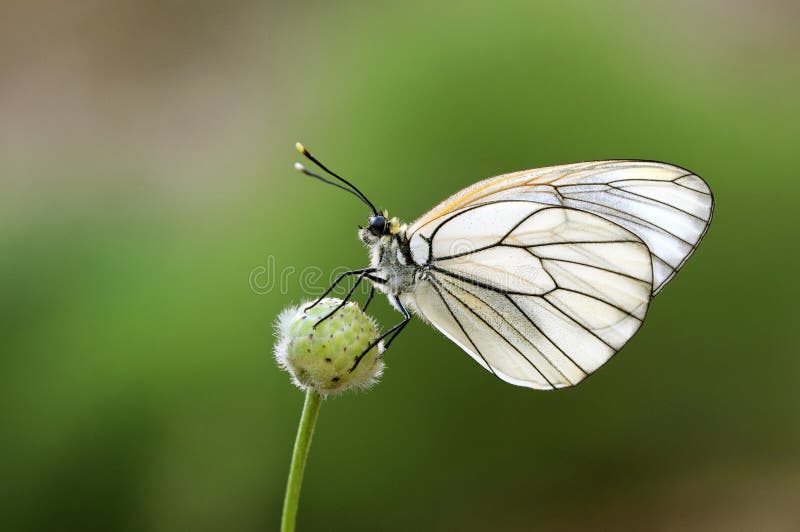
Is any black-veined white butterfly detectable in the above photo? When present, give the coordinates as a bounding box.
[294,143,713,390]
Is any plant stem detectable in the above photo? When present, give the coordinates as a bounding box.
[281,389,322,532]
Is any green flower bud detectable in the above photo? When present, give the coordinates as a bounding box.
[274,298,384,395]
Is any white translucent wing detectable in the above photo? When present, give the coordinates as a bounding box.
[402,201,654,390]
[408,160,713,294]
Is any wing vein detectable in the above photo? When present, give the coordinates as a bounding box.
[529,249,651,284]
[605,185,706,221]
[439,275,575,385]
[505,294,588,376]
[562,196,695,247]
[426,279,499,379]
[434,276,556,388]
[429,264,533,296]
[544,285,643,323]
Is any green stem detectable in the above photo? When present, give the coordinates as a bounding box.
[281,389,322,532]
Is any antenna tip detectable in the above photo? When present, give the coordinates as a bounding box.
[293,162,306,172]
[295,142,306,154]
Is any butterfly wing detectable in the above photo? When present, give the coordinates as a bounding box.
[408,160,713,295]
[402,200,654,389]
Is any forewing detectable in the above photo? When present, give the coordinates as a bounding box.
[408,161,713,294]
[405,201,653,390]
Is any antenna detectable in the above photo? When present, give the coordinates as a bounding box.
[294,142,378,216]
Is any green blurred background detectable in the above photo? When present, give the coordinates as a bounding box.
[2,1,798,530]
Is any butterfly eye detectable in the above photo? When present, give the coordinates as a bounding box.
[368,215,387,235]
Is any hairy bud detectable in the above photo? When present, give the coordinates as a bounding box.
[274,298,384,395]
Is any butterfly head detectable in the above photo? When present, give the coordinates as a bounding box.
[367,209,399,236]
[367,213,388,236]
[360,210,400,244]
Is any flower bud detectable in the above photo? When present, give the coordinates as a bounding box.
[274,298,384,394]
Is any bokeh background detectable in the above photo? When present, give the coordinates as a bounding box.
[2,1,798,531]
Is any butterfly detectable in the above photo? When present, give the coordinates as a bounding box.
[294,143,713,390]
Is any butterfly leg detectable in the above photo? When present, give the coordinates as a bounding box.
[312,269,372,328]
[305,267,376,312]
[349,295,411,372]
[362,284,375,312]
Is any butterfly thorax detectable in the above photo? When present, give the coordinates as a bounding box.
[359,218,420,297]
